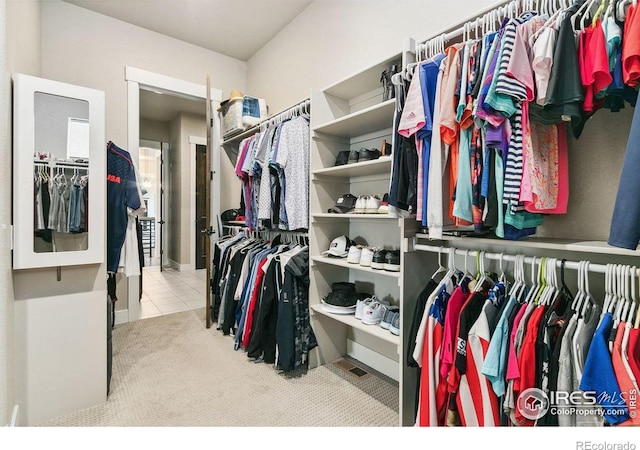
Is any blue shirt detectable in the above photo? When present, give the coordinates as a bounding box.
[106,142,141,273]
[579,312,629,425]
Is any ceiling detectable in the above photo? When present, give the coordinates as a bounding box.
[139,89,205,122]
[62,0,314,61]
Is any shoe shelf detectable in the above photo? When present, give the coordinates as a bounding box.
[312,213,397,221]
[310,304,400,346]
[414,234,640,257]
[312,156,392,179]
[322,54,404,100]
[311,255,401,278]
[312,99,395,139]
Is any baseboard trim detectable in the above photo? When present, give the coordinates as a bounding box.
[114,309,129,325]
[167,260,194,272]
[347,340,399,382]
[7,405,18,426]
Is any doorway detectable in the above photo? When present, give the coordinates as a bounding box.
[126,66,222,323]
[138,140,165,269]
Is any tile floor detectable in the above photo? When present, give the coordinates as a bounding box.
[139,266,208,319]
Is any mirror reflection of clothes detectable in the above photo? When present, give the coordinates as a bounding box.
[48,176,68,233]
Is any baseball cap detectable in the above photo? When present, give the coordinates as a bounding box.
[328,193,357,214]
[321,235,356,258]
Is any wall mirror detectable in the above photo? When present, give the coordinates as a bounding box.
[13,74,105,269]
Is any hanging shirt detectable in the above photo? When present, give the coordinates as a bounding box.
[458,299,502,426]
[623,2,640,87]
[580,312,630,425]
[426,57,447,239]
[532,25,557,106]
[274,116,309,231]
[418,53,446,227]
[106,142,141,273]
[612,322,640,426]
[482,295,518,397]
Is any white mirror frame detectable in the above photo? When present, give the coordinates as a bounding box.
[13,73,106,269]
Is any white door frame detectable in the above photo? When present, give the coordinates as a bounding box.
[125,66,222,323]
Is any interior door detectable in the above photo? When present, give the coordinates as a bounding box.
[159,142,166,272]
[195,144,207,270]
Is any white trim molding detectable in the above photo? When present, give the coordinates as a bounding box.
[125,66,222,102]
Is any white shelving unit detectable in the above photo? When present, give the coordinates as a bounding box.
[308,49,422,427]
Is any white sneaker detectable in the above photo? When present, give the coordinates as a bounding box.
[347,245,363,264]
[364,195,381,214]
[355,296,376,320]
[362,298,391,325]
[353,195,368,214]
[359,247,374,267]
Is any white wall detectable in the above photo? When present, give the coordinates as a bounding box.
[247,0,497,113]
[38,0,246,319]
[41,0,246,148]
[3,0,42,425]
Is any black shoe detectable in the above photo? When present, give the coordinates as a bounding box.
[384,250,400,272]
[335,150,350,166]
[359,148,381,162]
[347,150,359,165]
[370,248,388,270]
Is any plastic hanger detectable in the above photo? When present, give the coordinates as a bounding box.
[523,257,540,304]
[571,261,585,312]
[431,246,448,281]
[515,254,525,299]
[602,263,614,317]
[474,251,489,292]
[580,261,595,319]
[498,252,507,285]
[571,0,595,33]
[625,265,636,323]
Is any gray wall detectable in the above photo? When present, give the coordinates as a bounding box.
[140,119,170,143]
[168,116,181,266]
[3,0,42,425]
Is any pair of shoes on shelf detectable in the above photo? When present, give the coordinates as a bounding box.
[380,306,400,335]
[370,248,400,272]
[354,195,381,214]
[345,148,382,165]
[347,245,375,267]
[355,295,391,325]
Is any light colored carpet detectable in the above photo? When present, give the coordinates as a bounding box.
[39,308,399,427]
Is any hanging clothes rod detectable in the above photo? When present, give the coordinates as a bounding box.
[414,243,637,276]
[415,0,560,59]
[34,159,89,168]
[259,98,310,130]
[416,0,513,53]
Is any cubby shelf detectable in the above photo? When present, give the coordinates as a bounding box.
[310,304,400,346]
[312,99,395,138]
[312,213,397,221]
[311,256,401,278]
[312,156,392,179]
